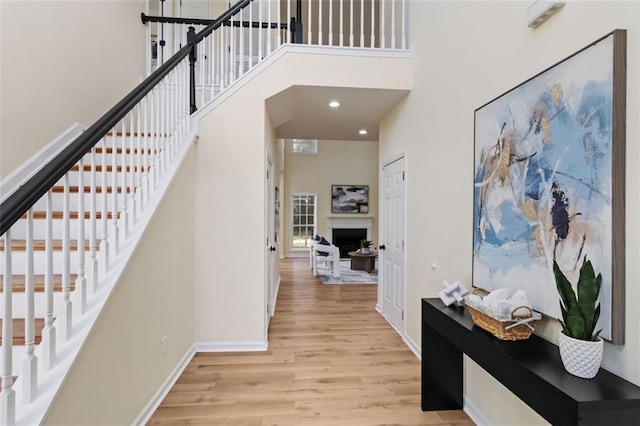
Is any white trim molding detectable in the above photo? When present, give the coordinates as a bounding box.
[194,341,269,353]
[327,216,374,241]
[133,345,197,426]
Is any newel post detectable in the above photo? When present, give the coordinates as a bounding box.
[187,26,197,114]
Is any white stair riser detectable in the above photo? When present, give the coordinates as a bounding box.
[30,190,142,212]
[0,250,86,275]
[9,217,112,240]
[0,291,67,319]
[55,170,152,188]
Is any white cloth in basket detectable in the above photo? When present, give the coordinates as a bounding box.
[466,289,532,321]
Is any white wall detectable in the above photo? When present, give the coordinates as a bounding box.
[0,0,146,179]
[283,139,379,257]
[44,145,197,425]
[194,48,411,344]
[380,1,639,424]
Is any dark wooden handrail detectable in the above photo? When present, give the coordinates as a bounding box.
[0,0,255,236]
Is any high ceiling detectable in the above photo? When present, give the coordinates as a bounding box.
[266,85,410,142]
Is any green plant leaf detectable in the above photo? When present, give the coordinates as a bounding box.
[593,329,602,341]
[554,260,577,311]
[589,303,601,340]
[564,305,586,339]
[577,258,602,339]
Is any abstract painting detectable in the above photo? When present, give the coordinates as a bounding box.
[332,185,369,213]
[473,30,626,343]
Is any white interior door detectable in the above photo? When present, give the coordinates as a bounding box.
[381,157,406,332]
[266,157,275,332]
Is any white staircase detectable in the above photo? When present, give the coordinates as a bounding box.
[1,0,411,423]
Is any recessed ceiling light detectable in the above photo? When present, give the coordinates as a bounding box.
[328,100,341,108]
[359,129,368,135]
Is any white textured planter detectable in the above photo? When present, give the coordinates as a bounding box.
[559,331,603,379]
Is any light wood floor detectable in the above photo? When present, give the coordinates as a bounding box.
[148,258,474,425]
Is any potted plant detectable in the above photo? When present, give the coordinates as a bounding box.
[360,239,373,255]
[553,257,603,379]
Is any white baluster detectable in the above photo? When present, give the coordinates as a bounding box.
[240,16,245,77]
[201,36,206,107]
[371,0,376,48]
[221,26,226,89]
[149,91,157,192]
[111,128,120,258]
[175,68,180,151]
[249,2,254,69]
[391,0,396,49]
[232,14,237,82]
[41,191,56,370]
[318,0,322,46]
[156,21,162,64]
[214,31,218,100]
[99,137,110,277]
[287,0,291,44]
[1,230,15,425]
[142,97,150,206]
[231,13,242,81]
[350,0,354,46]
[170,70,175,157]
[402,0,406,49]
[307,0,312,44]
[159,84,166,176]
[360,0,364,47]
[259,0,264,63]
[153,88,161,186]
[74,158,87,317]
[89,146,98,292]
[277,0,281,47]
[129,109,136,226]
[22,210,37,403]
[60,174,72,341]
[120,117,129,242]
[137,102,144,211]
[329,0,333,46]
[267,1,272,54]
[339,0,343,46]
[381,0,386,48]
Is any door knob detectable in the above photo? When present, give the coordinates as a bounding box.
[379,244,386,250]
[269,246,276,252]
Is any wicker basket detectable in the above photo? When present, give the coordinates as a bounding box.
[466,304,540,341]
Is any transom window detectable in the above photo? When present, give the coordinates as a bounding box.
[291,193,317,249]
[291,139,318,154]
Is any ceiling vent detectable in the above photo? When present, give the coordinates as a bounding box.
[527,0,566,28]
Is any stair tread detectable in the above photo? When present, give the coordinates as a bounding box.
[71,164,149,173]
[0,274,77,292]
[52,185,132,194]
[94,147,157,154]
[0,318,45,346]
[0,239,91,251]
[22,211,114,220]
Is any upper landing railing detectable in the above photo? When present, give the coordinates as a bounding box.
[0,0,408,423]
[142,0,410,109]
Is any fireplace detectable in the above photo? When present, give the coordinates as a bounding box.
[333,228,367,258]
[327,216,373,258]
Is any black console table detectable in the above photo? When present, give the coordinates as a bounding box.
[422,298,640,425]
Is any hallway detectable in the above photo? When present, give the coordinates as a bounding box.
[148,259,473,425]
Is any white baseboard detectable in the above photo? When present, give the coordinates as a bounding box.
[464,396,491,426]
[133,345,197,426]
[270,276,281,317]
[403,333,421,361]
[195,341,268,352]
[374,306,422,361]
